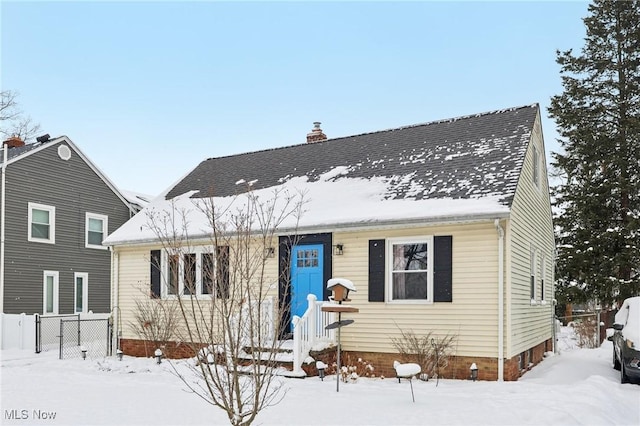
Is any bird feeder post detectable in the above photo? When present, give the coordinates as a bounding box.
[322,278,359,393]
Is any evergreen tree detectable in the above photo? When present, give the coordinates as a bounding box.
[549,0,640,307]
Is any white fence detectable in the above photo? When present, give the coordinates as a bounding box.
[1,313,36,350]
[1,312,111,352]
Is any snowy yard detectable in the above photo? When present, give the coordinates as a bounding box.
[1,329,638,426]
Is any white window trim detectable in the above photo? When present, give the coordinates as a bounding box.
[530,247,539,305]
[85,212,108,249]
[386,236,434,304]
[161,248,216,299]
[74,272,89,313]
[28,202,56,244]
[43,271,59,315]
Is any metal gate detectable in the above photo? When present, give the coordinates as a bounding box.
[35,314,112,359]
[35,314,79,353]
[59,318,112,359]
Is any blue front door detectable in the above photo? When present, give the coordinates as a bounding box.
[290,244,324,329]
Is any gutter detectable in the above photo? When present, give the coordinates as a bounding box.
[495,219,505,381]
[104,211,511,248]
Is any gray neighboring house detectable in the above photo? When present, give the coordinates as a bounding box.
[0,135,138,315]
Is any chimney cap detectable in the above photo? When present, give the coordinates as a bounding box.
[306,121,327,144]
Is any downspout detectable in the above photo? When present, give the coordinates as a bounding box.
[1,143,7,318]
[552,248,558,354]
[495,219,505,381]
[111,247,120,351]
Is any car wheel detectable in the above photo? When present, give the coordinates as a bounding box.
[620,361,630,384]
[613,347,621,371]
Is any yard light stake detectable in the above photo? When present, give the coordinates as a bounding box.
[117,349,123,361]
[81,346,87,360]
[155,348,163,364]
[316,361,326,381]
[470,363,478,381]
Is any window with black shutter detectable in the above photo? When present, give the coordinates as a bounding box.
[216,246,230,299]
[368,239,385,302]
[433,236,452,302]
[368,236,452,303]
[150,250,161,298]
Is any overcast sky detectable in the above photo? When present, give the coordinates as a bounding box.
[2,1,589,197]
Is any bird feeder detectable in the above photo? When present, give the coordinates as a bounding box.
[326,278,356,303]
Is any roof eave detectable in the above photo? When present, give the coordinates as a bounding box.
[105,210,511,248]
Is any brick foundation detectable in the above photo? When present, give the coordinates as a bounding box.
[120,338,202,359]
[119,337,553,381]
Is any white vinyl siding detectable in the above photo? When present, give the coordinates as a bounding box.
[508,113,555,358]
[114,244,279,340]
[86,213,108,249]
[333,222,501,358]
[28,202,55,244]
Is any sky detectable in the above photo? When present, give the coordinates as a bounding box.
[1,1,590,197]
[1,327,639,425]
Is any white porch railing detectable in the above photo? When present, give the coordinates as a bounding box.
[233,296,275,347]
[291,294,336,375]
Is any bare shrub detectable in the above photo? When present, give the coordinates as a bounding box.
[390,328,457,380]
[128,296,180,357]
[324,354,376,383]
[570,317,599,348]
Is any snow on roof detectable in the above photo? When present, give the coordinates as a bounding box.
[105,105,537,246]
[104,168,510,245]
[327,278,356,292]
[120,189,155,211]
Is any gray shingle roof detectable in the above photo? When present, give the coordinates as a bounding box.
[167,104,539,207]
[1,141,45,163]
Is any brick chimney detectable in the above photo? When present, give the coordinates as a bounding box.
[306,122,327,143]
[2,136,25,148]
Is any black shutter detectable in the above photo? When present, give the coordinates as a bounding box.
[150,250,161,298]
[368,239,385,302]
[434,236,452,302]
[216,246,230,299]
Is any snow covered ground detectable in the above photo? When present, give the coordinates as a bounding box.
[1,328,638,426]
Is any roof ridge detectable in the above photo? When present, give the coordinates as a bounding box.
[202,103,538,162]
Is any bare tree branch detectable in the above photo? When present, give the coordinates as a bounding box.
[142,185,306,426]
[0,90,42,142]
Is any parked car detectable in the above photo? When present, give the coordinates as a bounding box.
[611,296,640,384]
